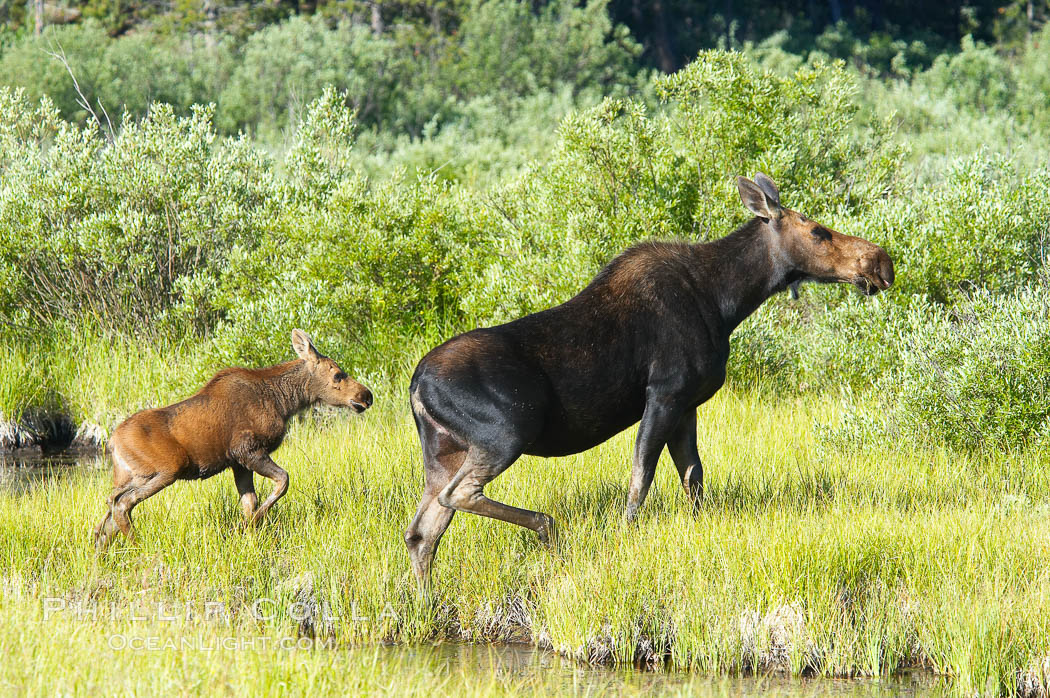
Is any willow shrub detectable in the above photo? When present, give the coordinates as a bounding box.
[205,52,905,368]
[893,282,1050,450]
[0,89,275,335]
[462,51,904,321]
[3,49,1050,409]
[0,20,231,125]
[820,277,1050,452]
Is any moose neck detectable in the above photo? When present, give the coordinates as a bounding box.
[265,360,317,420]
[700,218,797,331]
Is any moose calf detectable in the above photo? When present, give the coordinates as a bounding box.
[94,329,372,548]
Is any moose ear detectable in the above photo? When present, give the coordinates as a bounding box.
[737,174,782,220]
[291,329,321,362]
[754,172,780,205]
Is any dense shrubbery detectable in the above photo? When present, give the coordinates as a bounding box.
[0,90,274,334]
[455,52,905,320]
[0,0,641,140]
[2,11,1050,453]
[1,52,906,356]
[822,279,1050,452]
[891,283,1050,451]
[858,25,1050,171]
[0,21,229,126]
[217,17,404,136]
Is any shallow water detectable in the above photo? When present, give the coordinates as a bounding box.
[0,449,107,494]
[380,642,943,696]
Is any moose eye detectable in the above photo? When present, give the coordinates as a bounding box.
[333,371,347,382]
[810,227,833,242]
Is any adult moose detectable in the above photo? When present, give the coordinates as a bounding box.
[404,173,894,584]
[94,329,372,548]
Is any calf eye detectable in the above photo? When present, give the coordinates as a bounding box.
[810,227,832,242]
[333,371,347,382]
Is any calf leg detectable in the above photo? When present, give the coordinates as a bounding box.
[626,397,684,521]
[437,448,555,546]
[231,433,289,528]
[95,484,129,548]
[110,472,178,542]
[94,446,138,548]
[243,456,289,527]
[232,464,258,523]
[666,409,704,511]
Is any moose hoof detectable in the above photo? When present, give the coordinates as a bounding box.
[94,533,111,552]
[536,515,558,549]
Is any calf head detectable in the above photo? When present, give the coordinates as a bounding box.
[737,173,894,297]
[291,329,373,413]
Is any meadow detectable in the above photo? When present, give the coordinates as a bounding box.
[3,2,1050,695]
[2,390,1049,695]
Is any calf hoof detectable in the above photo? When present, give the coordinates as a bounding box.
[93,513,119,551]
[94,532,111,552]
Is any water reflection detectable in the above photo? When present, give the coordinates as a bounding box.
[0,449,107,494]
[391,642,944,696]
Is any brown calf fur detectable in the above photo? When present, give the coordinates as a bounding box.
[94,329,372,548]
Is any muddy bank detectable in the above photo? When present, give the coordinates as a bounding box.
[0,411,104,452]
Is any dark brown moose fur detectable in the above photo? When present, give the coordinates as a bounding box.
[405,173,895,584]
[94,329,372,548]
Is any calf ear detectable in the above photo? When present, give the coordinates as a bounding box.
[291,329,321,362]
[737,174,782,220]
[754,172,780,206]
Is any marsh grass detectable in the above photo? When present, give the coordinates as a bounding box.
[0,601,945,697]
[1,388,1048,695]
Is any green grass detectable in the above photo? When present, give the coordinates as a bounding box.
[0,342,56,419]
[0,600,942,697]
[1,387,1048,695]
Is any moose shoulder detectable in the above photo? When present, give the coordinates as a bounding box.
[404,173,894,584]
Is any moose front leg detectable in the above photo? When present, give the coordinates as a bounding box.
[666,409,703,511]
[232,464,258,523]
[626,397,683,522]
[232,436,289,528]
[246,456,289,527]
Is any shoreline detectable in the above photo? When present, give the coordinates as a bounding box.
[0,411,104,453]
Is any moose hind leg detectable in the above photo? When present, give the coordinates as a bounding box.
[405,413,468,586]
[666,409,704,510]
[405,488,457,586]
[437,448,556,546]
[111,473,177,541]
